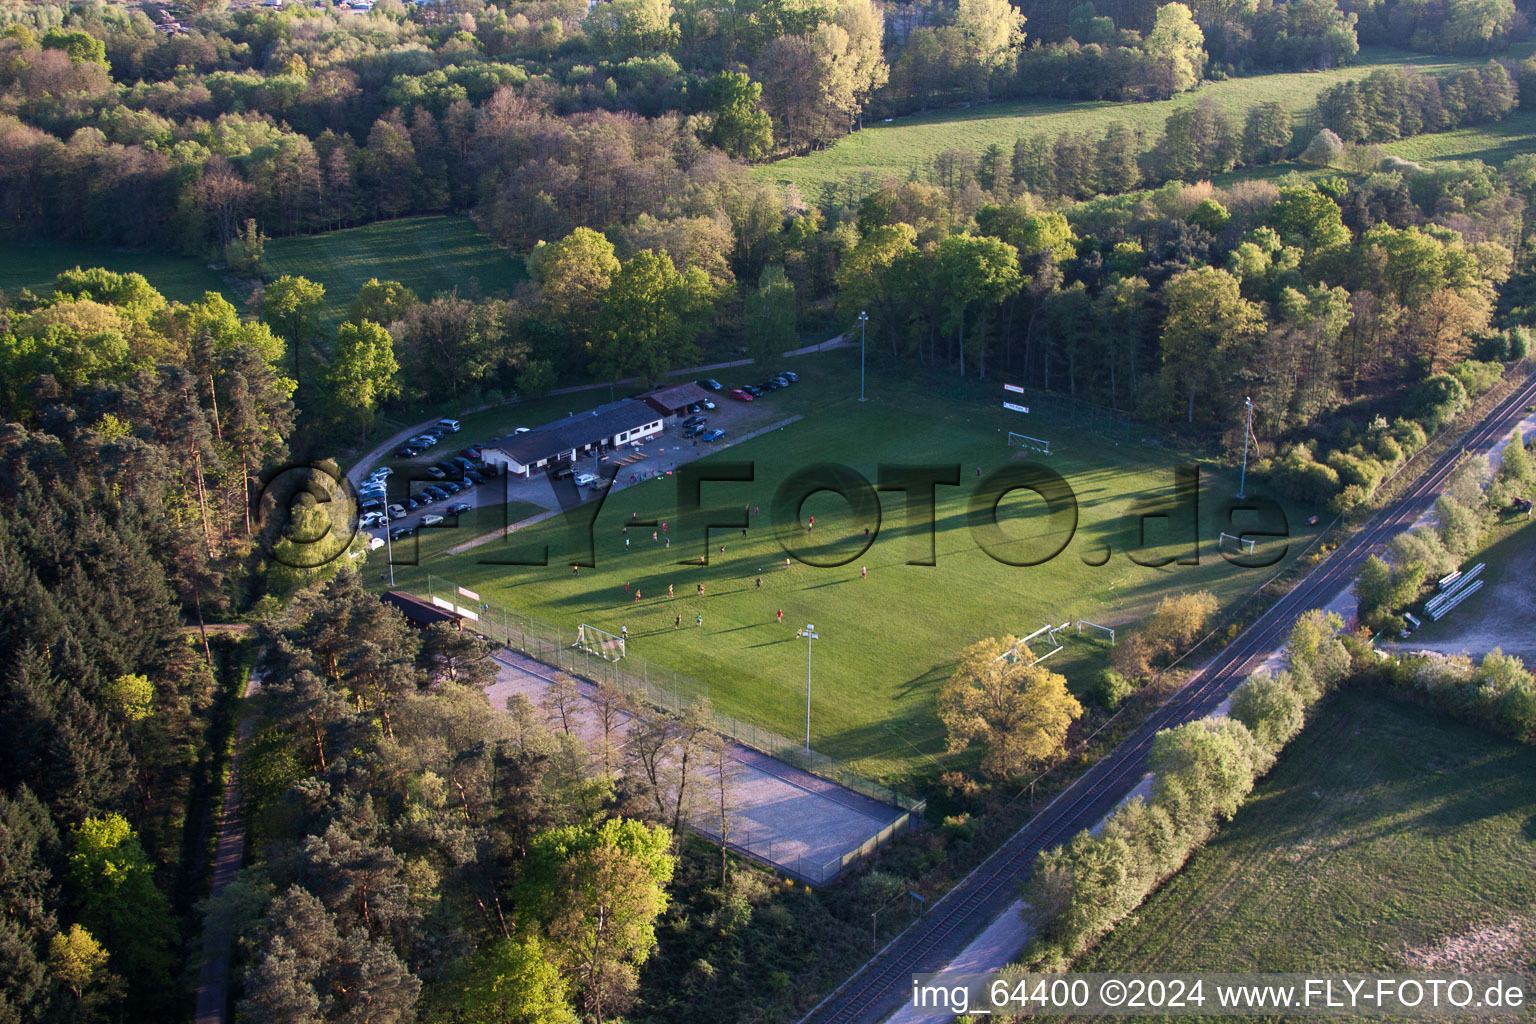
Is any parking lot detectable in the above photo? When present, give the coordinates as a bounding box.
[354,373,807,550]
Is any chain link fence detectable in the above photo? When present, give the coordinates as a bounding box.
[423,575,925,816]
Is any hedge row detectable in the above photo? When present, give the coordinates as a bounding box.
[1019,611,1352,967]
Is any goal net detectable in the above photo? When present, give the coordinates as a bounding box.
[1218,532,1256,554]
[1007,432,1052,455]
[574,623,626,660]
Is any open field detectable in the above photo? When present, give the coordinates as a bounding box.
[374,348,1324,784]
[1215,106,1536,192]
[1076,689,1536,993]
[265,214,525,323]
[0,244,232,304]
[755,49,1503,201]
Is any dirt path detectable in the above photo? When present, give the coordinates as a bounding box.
[192,673,262,1024]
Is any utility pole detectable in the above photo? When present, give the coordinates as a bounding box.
[798,624,818,751]
[858,311,868,402]
[1238,396,1254,499]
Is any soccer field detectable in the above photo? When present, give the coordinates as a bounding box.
[379,351,1322,784]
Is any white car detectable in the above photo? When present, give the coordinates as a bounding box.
[359,512,386,529]
[388,504,407,519]
[574,472,599,488]
[421,513,444,527]
[369,467,393,480]
[514,426,531,434]
[437,418,461,433]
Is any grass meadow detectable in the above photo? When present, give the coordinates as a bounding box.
[0,243,232,304]
[1076,689,1536,998]
[370,348,1324,784]
[755,49,1504,201]
[265,214,526,323]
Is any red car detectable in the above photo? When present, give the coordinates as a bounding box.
[728,388,754,401]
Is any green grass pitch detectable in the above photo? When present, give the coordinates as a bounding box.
[375,350,1324,784]
[0,244,232,305]
[1076,688,1536,989]
[265,214,526,323]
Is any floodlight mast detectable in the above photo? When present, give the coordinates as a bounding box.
[858,311,868,403]
[1238,396,1254,499]
[798,624,818,751]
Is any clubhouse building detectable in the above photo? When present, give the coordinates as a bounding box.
[480,399,664,478]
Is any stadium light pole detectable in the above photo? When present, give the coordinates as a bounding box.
[383,523,395,587]
[1237,396,1254,499]
[798,624,818,751]
[857,311,868,402]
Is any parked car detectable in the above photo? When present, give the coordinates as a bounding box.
[702,398,716,410]
[359,512,386,529]
[552,465,574,480]
[574,472,600,488]
[390,526,415,540]
[421,514,445,527]
[425,465,448,479]
[698,378,722,391]
[369,466,393,480]
[448,502,472,515]
[759,380,780,392]
[459,448,481,460]
[462,470,485,485]
[393,446,419,458]
[388,504,407,519]
[514,426,531,434]
[687,402,703,414]
[437,418,461,433]
[702,428,725,442]
[780,370,798,382]
[441,481,463,495]
[728,388,753,402]
[682,414,705,429]
[423,486,449,500]
[743,384,763,396]
[452,456,476,471]
[772,376,790,387]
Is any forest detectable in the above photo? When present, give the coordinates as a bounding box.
[4,0,1536,1021]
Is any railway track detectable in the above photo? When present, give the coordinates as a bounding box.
[800,373,1536,1024]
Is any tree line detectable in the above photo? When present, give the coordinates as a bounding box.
[0,0,1528,263]
[0,266,304,1021]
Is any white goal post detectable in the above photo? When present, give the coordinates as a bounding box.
[1218,532,1256,554]
[574,623,626,660]
[1077,620,1115,645]
[994,622,1070,666]
[1007,432,1052,455]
